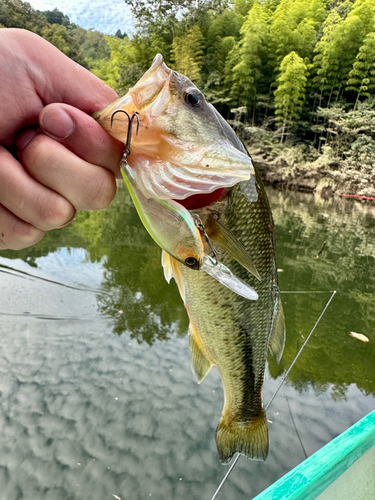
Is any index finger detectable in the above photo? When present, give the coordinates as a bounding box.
[39,103,124,177]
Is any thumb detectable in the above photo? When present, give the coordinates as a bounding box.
[14,29,118,114]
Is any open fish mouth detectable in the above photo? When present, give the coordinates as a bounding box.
[93,54,255,202]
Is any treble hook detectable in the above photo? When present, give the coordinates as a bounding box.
[111,110,140,159]
[193,214,219,264]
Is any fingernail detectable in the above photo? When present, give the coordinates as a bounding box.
[57,208,77,228]
[40,107,74,140]
[15,129,38,151]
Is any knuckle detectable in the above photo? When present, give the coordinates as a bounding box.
[10,219,45,250]
[36,193,73,229]
[22,135,52,173]
[84,168,116,210]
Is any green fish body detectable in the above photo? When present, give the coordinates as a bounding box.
[164,170,285,463]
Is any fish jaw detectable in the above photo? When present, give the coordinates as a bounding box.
[93,54,254,201]
[92,53,171,142]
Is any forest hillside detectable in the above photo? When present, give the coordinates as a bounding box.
[2,0,375,196]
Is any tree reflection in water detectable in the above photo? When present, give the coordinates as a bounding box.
[1,184,374,398]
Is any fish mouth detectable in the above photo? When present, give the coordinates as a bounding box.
[175,188,227,210]
[93,54,254,201]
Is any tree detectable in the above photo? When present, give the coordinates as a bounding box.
[313,9,344,104]
[103,35,139,93]
[41,24,87,67]
[233,0,254,16]
[115,29,127,39]
[347,32,375,109]
[270,0,326,68]
[229,2,270,110]
[274,51,308,141]
[171,25,205,85]
[80,29,111,61]
[42,7,70,27]
[0,0,48,33]
[314,0,375,103]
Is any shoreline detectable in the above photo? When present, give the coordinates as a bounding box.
[251,153,375,200]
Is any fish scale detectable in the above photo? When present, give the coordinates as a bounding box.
[175,171,282,463]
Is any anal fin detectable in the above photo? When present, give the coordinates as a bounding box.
[189,324,213,384]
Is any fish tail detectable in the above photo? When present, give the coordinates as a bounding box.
[215,410,269,464]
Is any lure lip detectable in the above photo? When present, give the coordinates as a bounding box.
[201,255,259,301]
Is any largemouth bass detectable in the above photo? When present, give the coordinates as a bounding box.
[94,55,285,463]
[163,177,285,462]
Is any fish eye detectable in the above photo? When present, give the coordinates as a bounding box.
[185,257,199,268]
[185,92,200,107]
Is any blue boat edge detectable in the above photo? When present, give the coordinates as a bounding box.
[253,409,375,500]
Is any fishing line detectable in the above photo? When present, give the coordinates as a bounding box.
[0,265,111,295]
[266,289,336,410]
[279,290,335,294]
[286,396,308,459]
[209,289,336,500]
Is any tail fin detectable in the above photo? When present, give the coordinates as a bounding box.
[215,411,269,464]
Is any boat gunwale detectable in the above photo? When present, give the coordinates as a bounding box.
[252,409,375,500]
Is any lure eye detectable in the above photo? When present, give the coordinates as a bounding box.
[185,92,200,107]
[185,257,199,269]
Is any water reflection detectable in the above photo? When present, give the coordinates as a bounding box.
[1,188,188,344]
[268,189,375,400]
[1,185,375,499]
[1,185,375,391]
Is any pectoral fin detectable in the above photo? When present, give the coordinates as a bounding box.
[161,250,173,284]
[269,295,286,364]
[189,323,213,383]
[210,218,261,281]
[161,251,186,303]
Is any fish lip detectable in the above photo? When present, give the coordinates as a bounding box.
[128,54,172,112]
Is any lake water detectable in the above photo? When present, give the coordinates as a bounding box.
[0,185,374,500]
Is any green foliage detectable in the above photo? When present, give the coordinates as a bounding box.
[0,0,48,33]
[314,0,375,100]
[270,0,326,68]
[41,24,88,67]
[80,29,111,61]
[275,51,308,140]
[171,25,205,85]
[347,31,375,108]
[314,98,375,167]
[42,7,71,27]
[229,2,270,107]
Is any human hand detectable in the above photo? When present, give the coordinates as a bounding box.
[0,28,124,250]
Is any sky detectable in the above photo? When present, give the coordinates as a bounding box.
[28,0,133,35]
